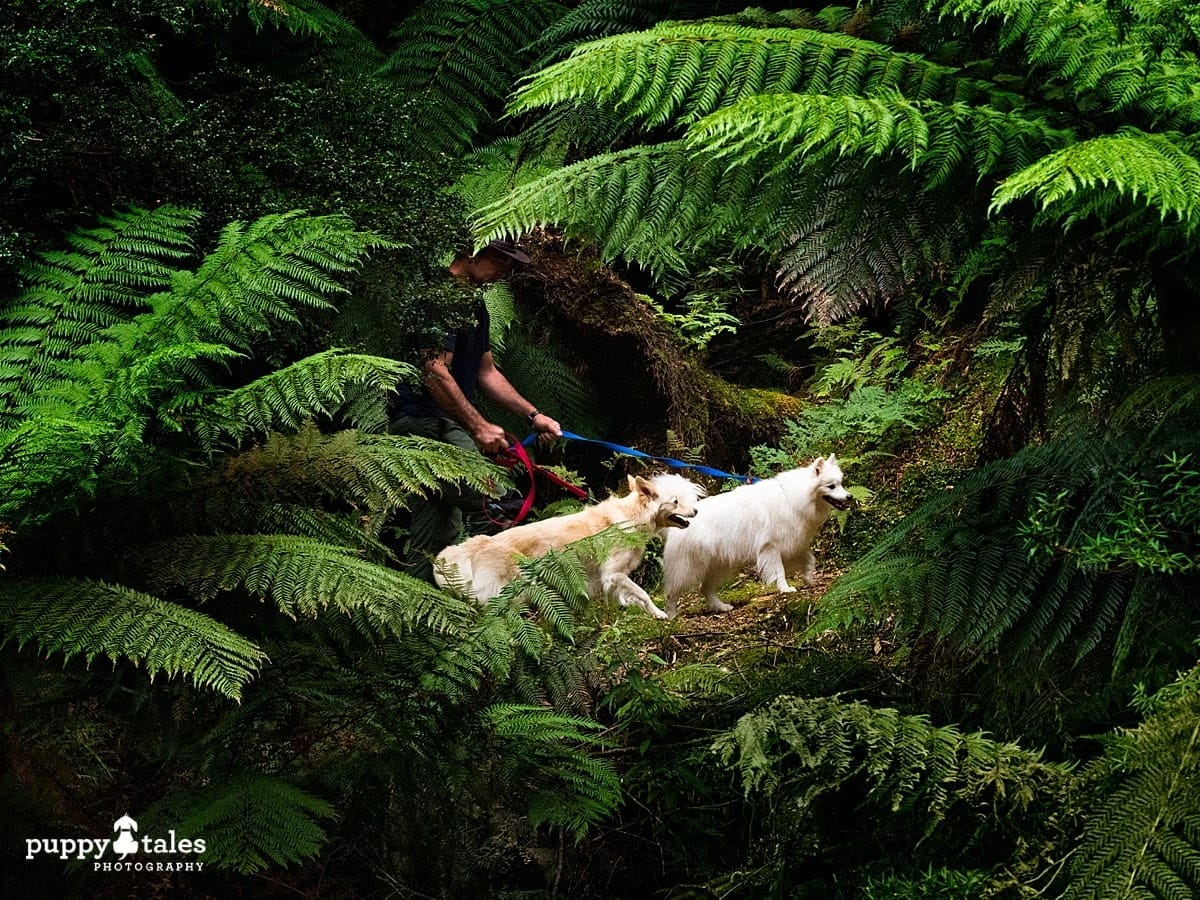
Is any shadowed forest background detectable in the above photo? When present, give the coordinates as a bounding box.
[1,1,1199,898]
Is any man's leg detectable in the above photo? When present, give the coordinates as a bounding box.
[389,414,487,582]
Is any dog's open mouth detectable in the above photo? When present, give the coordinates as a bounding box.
[824,494,853,511]
[666,513,693,528]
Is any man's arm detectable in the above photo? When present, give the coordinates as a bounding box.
[421,349,509,454]
[476,351,563,442]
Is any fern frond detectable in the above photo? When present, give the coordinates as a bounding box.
[140,534,475,636]
[1066,665,1200,898]
[474,141,739,276]
[528,0,716,64]
[154,773,335,874]
[211,424,510,518]
[0,205,199,413]
[0,579,264,699]
[773,162,975,323]
[195,350,416,448]
[246,0,362,41]
[142,210,393,355]
[512,22,1009,129]
[477,94,1067,277]
[379,0,568,155]
[490,548,590,642]
[714,695,1071,826]
[485,702,621,841]
[936,0,1200,129]
[812,429,1198,673]
[688,92,1073,189]
[991,129,1200,233]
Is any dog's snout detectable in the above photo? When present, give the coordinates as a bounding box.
[824,492,853,511]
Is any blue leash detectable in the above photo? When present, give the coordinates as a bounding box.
[523,429,758,483]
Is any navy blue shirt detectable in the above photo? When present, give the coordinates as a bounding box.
[392,302,491,420]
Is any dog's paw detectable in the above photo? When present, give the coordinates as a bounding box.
[708,599,734,613]
[778,585,797,594]
[646,605,670,620]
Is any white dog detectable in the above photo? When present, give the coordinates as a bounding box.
[435,472,703,619]
[662,455,851,616]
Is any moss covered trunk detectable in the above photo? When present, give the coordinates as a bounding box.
[511,233,801,468]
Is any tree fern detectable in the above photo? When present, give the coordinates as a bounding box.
[935,0,1200,129]
[527,0,732,64]
[481,2,1200,338]
[481,29,1071,294]
[0,204,198,413]
[0,208,392,530]
[811,428,1199,674]
[774,161,975,322]
[247,0,386,78]
[194,350,416,447]
[487,547,591,644]
[0,579,264,700]
[135,210,392,356]
[208,424,508,521]
[688,92,1072,190]
[474,141,748,276]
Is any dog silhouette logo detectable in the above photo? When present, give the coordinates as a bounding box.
[113,814,138,858]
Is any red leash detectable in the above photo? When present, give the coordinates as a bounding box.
[487,433,588,528]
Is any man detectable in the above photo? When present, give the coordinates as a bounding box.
[390,239,562,581]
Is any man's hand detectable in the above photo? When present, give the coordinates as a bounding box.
[472,420,509,455]
[530,412,563,443]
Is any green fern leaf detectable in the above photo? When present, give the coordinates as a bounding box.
[484,702,620,841]
[0,579,264,699]
[153,773,335,874]
[0,205,198,412]
[714,694,1070,829]
[379,0,568,154]
[511,22,996,129]
[196,350,416,447]
[140,534,475,636]
[991,129,1200,232]
[1066,666,1200,898]
[211,424,509,520]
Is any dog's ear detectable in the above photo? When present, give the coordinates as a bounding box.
[812,456,825,474]
[633,475,655,498]
[626,474,638,494]
[827,453,838,466]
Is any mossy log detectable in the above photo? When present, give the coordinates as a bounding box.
[511,233,801,468]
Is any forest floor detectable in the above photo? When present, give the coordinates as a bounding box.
[627,565,896,684]
[656,572,841,666]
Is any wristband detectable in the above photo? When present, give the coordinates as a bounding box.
[526,409,541,426]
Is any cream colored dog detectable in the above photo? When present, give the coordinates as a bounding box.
[435,472,702,618]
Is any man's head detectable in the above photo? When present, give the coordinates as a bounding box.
[451,239,531,284]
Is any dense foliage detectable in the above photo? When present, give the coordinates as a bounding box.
[2,1,1198,898]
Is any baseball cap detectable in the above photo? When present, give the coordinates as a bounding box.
[485,239,531,264]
